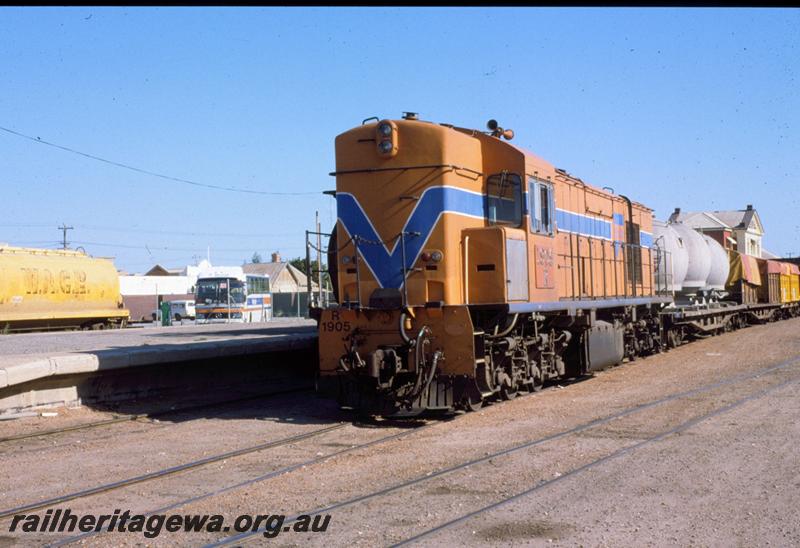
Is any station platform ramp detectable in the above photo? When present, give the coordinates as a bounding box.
[0,319,318,415]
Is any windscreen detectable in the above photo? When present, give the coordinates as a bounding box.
[196,278,246,305]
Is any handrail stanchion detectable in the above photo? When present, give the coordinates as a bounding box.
[353,236,361,308]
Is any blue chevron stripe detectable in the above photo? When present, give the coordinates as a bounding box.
[337,186,484,289]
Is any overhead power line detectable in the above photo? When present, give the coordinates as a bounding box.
[0,124,322,196]
[70,240,304,253]
[0,222,299,239]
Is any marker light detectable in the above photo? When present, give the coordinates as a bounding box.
[420,252,432,262]
[431,250,443,262]
[342,255,351,264]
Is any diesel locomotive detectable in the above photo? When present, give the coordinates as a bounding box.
[314,114,798,415]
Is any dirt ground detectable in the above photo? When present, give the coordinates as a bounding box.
[1,317,799,547]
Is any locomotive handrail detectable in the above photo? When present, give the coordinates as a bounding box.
[557,239,662,301]
[400,231,409,307]
[329,163,483,178]
[305,229,338,309]
[463,235,470,304]
[351,233,402,247]
[353,236,362,308]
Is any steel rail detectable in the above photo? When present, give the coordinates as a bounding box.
[204,354,800,547]
[0,422,346,520]
[394,373,799,546]
[50,421,438,546]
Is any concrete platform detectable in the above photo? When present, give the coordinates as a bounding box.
[0,319,317,414]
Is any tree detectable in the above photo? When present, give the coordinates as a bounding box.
[251,252,262,264]
[289,257,331,289]
[289,257,307,272]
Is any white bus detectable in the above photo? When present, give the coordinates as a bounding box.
[194,266,272,323]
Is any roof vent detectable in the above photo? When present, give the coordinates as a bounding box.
[402,112,419,120]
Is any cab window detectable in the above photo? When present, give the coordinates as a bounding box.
[485,172,523,227]
[529,177,555,235]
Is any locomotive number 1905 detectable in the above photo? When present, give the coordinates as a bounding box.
[321,311,352,332]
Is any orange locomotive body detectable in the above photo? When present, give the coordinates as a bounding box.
[317,115,671,415]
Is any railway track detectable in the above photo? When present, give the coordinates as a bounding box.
[46,378,596,545]
[394,373,798,546]
[202,355,800,546]
[0,385,313,445]
[0,421,346,520]
[49,421,438,546]
[20,353,797,546]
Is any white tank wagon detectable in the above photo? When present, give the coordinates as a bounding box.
[653,220,689,293]
[702,234,730,292]
[653,222,730,299]
[668,222,712,295]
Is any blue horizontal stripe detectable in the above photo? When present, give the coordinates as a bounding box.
[556,209,651,248]
[555,209,612,240]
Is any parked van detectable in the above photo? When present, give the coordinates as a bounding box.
[169,300,195,321]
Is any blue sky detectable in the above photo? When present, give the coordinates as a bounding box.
[1,7,798,272]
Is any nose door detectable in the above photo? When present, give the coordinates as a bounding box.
[505,233,529,301]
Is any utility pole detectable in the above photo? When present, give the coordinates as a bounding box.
[58,224,73,250]
[316,211,322,306]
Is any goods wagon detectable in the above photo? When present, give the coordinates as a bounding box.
[0,246,129,331]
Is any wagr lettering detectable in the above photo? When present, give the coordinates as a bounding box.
[21,268,88,295]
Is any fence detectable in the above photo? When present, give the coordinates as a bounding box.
[272,291,334,318]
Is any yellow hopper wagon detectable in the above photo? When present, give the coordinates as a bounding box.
[0,245,129,331]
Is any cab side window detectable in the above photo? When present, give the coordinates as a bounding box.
[529,177,555,235]
[485,172,523,227]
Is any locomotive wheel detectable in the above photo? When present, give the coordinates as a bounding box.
[465,395,483,412]
[667,329,681,348]
[499,377,518,400]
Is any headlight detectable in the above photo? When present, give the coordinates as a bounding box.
[375,120,398,157]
